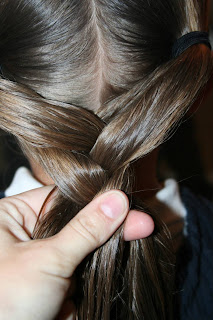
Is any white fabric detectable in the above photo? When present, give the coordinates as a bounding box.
[5,167,43,197]
[145,178,187,238]
[156,179,187,218]
[4,167,187,220]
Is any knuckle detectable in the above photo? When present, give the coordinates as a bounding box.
[0,197,34,226]
[0,199,23,224]
[70,214,103,246]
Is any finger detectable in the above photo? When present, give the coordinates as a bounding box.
[123,210,154,241]
[44,190,129,278]
[14,185,55,216]
[0,186,55,237]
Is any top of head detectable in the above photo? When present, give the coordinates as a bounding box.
[0,0,208,112]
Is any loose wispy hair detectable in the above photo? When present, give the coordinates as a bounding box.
[0,0,212,319]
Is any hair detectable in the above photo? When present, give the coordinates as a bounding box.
[0,0,212,319]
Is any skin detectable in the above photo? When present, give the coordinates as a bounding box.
[29,156,156,241]
[0,186,154,319]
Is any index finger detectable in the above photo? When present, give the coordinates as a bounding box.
[15,185,55,217]
[3,186,56,236]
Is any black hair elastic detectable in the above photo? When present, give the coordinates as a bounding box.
[172,31,212,58]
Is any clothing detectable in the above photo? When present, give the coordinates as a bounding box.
[175,187,213,320]
[5,167,43,197]
[1,167,213,319]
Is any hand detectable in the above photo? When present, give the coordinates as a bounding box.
[0,187,154,319]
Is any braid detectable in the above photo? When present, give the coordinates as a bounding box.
[0,77,176,319]
[0,0,212,319]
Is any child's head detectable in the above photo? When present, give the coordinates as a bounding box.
[0,1,210,108]
[0,0,212,319]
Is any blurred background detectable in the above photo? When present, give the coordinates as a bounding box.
[0,4,213,198]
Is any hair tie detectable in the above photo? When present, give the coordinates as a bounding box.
[172,31,211,58]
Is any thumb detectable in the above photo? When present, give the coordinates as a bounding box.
[41,190,129,278]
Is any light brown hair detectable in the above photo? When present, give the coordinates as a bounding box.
[0,0,212,318]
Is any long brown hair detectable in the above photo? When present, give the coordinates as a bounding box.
[0,0,212,318]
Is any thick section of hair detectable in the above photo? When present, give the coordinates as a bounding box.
[0,0,212,319]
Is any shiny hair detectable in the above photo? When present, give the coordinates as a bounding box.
[0,0,212,319]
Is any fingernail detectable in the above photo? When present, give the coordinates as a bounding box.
[100,192,127,220]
